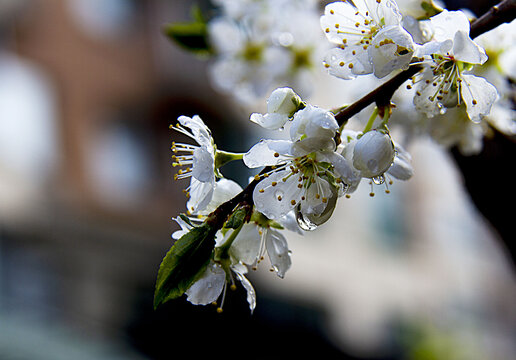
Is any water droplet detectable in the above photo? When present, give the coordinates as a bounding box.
[372,175,385,185]
[295,206,318,231]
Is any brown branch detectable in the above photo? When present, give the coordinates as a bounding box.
[470,0,516,39]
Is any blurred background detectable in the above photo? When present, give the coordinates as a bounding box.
[0,0,515,359]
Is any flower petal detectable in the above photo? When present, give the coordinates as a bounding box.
[192,147,215,182]
[451,31,487,65]
[265,229,292,278]
[243,139,293,168]
[429,10,471,42]
[369,25,415,78]
[250,112,289,130]
[388,144,414,180]
[460,74,498,123]
[233,268,256,313]
[253,169,303,220]
[185,261,226,305]
[323,46,373,80]
[230,224,261,265]
[187,177,215,214]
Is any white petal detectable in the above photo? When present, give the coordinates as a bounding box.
[290,105,338,142]
[415,39,453,57]
[316,151,361,186]
[451,31,487,65]
[253,169,303,220]
[200,178,243,214]
[293,137,336,154]
[388,144,414,180]
[185,261,226,305]
[300,177,333,216]
[171,216,193,240]
[265,229,292,278]
[243,139,293,168]
[370,25,415,78]
[250,112,289,130]
[192,147,215,182]
[187,177,215,214]
[430,10,471,42]
[323,46,373,80]
[233,268,256,313]
[320,2,368,45]
[177,115,213,149]
[460,74,498,123]
[229,224,261,265]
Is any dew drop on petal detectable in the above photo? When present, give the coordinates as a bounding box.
[295,206,318,231]
[372,175,385,185]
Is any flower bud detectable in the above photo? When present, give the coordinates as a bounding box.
[353,130,395,178]
[267,87,302,116]
[250,87,303,130]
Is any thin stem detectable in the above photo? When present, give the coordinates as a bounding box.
[363,107,379,133]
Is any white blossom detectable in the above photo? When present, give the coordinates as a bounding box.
[245,104,357,223]
[321,0,416,79]
[250,87,303,130]
[171,115,216,214]
[208,0,325,105]
[413,10,498,123]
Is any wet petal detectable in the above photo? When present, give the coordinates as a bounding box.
[265,229,292,278]
[192,147,215,182]
[460,74,498,123]
[230,224,261,265]
[253,169,303,220]
[185,261,226,305]
[243,139,293,168]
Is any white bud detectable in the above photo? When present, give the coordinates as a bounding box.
[353,130,395,178]
[250,87,302,130]
[267,87,302,116]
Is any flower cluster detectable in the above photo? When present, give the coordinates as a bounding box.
[156,0,515,312]
[207,0,326,105]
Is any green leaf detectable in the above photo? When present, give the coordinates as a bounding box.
[163,22,212,54]
[154,224,215,309]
